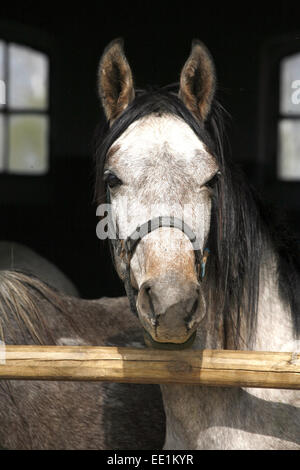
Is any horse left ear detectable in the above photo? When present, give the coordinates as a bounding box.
[179,40,216,121]
[98,38,135,124]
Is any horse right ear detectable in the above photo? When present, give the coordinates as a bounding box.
[98,38,135,125]
[179,40,216,121]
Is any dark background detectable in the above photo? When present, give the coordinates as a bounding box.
[0,2,299,298]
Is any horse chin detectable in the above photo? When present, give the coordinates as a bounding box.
[143,329,197,350]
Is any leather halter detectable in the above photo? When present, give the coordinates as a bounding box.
[111,215,209,318]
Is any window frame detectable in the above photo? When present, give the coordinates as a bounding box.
[257,34,300,210]
[0,21,54,205]
[277,52,300,181]
[0,39,50,174]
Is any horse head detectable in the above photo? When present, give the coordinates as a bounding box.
[96,39,221,348]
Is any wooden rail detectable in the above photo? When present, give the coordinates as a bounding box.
[0,346,299,389]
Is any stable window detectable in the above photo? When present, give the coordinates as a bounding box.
[0,41,49,174]
[278,53,300,181]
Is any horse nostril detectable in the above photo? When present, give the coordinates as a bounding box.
[185,298,199,331]
[139,277,200,332]
[145,285,157,326]
[191,298,199,314]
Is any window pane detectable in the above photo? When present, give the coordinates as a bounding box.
[0,41,6,107]
[8,44,48,110]
[280,53,300,115]
[278,119,300,180]
[0,114,4,170]
[8,115,49,174]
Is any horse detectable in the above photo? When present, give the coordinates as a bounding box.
[0,241,79,297]
[0,270,165,449]
[95,38,300,449]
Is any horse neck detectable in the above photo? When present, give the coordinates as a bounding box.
[161,246,299,450]
[194,245,295,352]
[253,248,295,352]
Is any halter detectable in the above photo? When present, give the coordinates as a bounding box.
[110,214,210,318]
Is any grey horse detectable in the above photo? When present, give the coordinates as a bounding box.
[95,38,300,449]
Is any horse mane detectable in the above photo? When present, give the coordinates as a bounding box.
[94,86,300,346]
[0,270,68,345]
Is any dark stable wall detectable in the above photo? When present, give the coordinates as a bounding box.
[0,3,299,298]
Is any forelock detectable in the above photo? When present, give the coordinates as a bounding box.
[94,88,224,204]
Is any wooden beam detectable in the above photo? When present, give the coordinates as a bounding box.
[0,346,299,389]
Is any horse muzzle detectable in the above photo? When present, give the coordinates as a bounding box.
[137,272,205,347]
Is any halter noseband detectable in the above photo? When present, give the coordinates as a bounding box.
[112,215,209,318]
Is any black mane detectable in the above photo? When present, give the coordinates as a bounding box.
[94,87,300,345]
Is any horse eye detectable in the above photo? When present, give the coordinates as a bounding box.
[205,171,221,189]
[104,171,123,189]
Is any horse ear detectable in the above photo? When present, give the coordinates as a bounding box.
[179,40,216,121]
[98,38,135,124]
